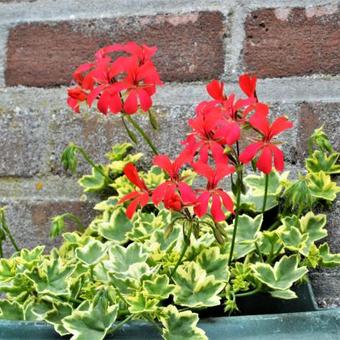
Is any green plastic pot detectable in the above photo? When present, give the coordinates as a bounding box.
[0,283,339,339]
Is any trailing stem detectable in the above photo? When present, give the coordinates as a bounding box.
[169,223,192,279]
[0,209,19,252]
[125,115,159,155]
[107,314,134,335]
[262,173,269,214]
[76,146,111,181]
[228,181,241,266]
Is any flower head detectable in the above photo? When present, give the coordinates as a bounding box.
[239,106,293,174]
[192,162,235,222]
[67,42,162,116]
[119,163,151,218]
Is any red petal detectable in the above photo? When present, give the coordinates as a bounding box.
[178,182,196,205]
[256,146,272,174]
[137,88,152,112]
[269,116,293,138]
[194,191,210,217]
[109,93,123,114]
[239,74,257,98]
[192,162,214,182]
[153,155,174,177]
[124,90,138,114]
[215,163,235,184]
[67,97,79,113]
[87,85,106,107]
[199,144,209,163]
[249,111,270,136]
[118,191,140,204]
[239,142,263,164]
[97,91,110,114]
[152,182,170,205]
[206,80,224,100]
[217,190,234,214]
[215,121,240,146]
[139,192,150,208]
[126,198,140,219]
[124,163,147,191]
[210,142,228,164]
[270,145,284,172]
[211,194,225,222]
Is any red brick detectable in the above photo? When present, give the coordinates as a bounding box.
[5,11,226,87]
[297,102,340,160]
[244,6,340,78]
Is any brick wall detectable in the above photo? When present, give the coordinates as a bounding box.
[0,0,339,307]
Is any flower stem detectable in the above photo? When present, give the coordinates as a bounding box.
[0,210,19,252]
[235,283,262,297]
[262,173,269,214]
[77,147,111,181]
[108,314,134,335]
[125,115,159,155]
[255,241,264,262]
[64,213,85,231]
[228,183,242,266]
[170,225,192,279]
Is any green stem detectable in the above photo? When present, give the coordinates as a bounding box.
[108,314,134,335]
[125,115,159,155]
[112,283,129,306]
[170,225,192,279]
[235,284,262,297]
[1,212,19,252]
[0,242,3,258]
[228,184,242,266]
[255,242,264,262]
[262,173,269,214]
[64,213,85,231]
[145,315,162,332]
[268,220,281,231]
[77,147,111,181]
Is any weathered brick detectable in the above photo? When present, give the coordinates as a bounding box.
[244,6,340,78]
[48,105,194,175]
[297,102,340,160]
[5,11,226,87]
[2,200,96,256]
[0,106,49,177]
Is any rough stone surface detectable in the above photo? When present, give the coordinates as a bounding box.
[0,106,49,177]
[1,199,96,256]
[5,11,226,86]
[297,102,340,161]
[0,86,195,176]
[244,6,340,78]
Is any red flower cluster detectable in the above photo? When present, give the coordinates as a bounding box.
[118,73,292,222]
[67,42,163,115]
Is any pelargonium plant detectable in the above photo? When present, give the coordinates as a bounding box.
[0,42,339,340]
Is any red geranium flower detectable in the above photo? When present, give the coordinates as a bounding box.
[239,74,257,99]
[119,163,151,218]
[183,102,232,164]
[67,42,162,116]
[152,152,196,211]
[192,162,235,222]
[67,87,88,113]
[239,108,293,174]
[121,56,162,114]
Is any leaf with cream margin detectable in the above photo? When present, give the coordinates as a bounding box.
[252,255,308,290]
[173,262,225,308]
[160,305,207,340]
[62,293,118,340]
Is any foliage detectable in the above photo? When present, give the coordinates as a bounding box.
[0,42,339,339]
[0,132,339,338]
